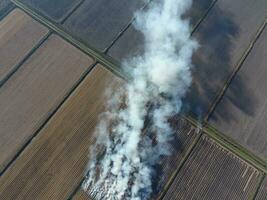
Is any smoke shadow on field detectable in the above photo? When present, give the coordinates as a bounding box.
[181,3,256,122]
[210,74,257,123]
[184,0,214,27]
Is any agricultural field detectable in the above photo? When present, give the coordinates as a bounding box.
[63,0,146,51]
[0,9,48,84]
[162,135,262,200]
[255,177,267,200]
[0,33,93,173]
[210,26,267,160]
[0,65,119,200]
[0,0,267,199]
[19,0,83,22]
[0,0,13,19]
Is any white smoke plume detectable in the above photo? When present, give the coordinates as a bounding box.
[83,0,198,199]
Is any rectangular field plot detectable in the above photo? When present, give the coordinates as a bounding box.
[210,26,267,159]
[63,0,146,51]
[0,9,48,84]
[0,65,119,200]
[162,135,262,200]
[0,34,93,173]
[0,0,13,19]
[108,0,215,62]
[255,178,267,200]
[18,0,83,22]
[72,118,200,199]
[109,0,267,119]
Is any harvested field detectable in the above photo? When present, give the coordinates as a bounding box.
[0,65,120,200]
[210,26,267,159]
[162,135,262,200]
[18,0,83,22]
[108,0,215,62]
[255,177,267,200]
[63,0,146,51]
[0,0,13,19]
[0,34,93,173]
[0,9,48,84]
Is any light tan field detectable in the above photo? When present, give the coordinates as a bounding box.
[0,65,119,200]
[0,34,94,173]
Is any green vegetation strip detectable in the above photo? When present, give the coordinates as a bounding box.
[11,0,130,81]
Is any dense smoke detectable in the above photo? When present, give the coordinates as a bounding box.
[83,0,198,199]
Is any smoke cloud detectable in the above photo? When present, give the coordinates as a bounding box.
[83,0,198,199]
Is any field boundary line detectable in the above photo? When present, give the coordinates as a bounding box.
[204,17,267,122]
[185,116,267,174]
[104,0,153,54]
[191,0,218,35]
[251,174,265,200]
[60,0,86,25]
[0,31,51,88]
